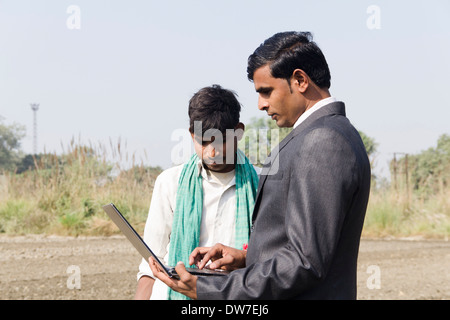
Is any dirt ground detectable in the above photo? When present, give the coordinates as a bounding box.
[0,235,448,300]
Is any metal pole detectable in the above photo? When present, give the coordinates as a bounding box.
[393,153,397,193]
[30,103,39,154]
[405,154,409,207]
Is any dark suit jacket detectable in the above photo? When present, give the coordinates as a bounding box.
[196,101,371,299]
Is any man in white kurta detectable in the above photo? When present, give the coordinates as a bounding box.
[136,159,260,299]
[134,85,260,299]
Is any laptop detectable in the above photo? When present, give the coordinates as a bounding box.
[102,203,229,279]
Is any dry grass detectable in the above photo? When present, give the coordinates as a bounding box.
[0,138,161,236]
[362,182,450,239]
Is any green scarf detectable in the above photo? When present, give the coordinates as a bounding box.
[167,149,259,300]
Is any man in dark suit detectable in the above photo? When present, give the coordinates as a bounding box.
[149,31,371,299]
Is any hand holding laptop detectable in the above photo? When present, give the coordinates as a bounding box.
[149,258,198,300]
[102,203,233,300]
[102,203,229,279]
[149,244,246,300]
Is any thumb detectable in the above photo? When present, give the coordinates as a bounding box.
[175,261,191,282]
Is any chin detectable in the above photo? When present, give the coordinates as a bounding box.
[275,120,286,128]
[277,119,293,128]
[208,164,226,171]
[207,162,234,173]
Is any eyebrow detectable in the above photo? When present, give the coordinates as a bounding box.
[255,86,273,94]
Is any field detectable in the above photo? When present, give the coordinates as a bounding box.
[0,235,448,300]
[0,141,449,300]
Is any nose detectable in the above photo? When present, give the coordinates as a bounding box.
[205,143,218,158]
[258,96,269,111]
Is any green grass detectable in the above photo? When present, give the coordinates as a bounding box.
[0,199,51,234]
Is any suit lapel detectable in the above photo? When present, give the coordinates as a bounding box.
[255,129,294,190]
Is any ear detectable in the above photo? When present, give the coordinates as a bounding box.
[234,122,245,141]
[190,131,198,144]
[291,69,309,93]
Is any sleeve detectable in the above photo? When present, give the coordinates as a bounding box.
[137,167,179,281]
[196,127,358,299]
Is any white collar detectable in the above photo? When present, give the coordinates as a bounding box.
[293,97,337,129]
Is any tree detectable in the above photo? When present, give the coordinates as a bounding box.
[395,133,450,198]
[358,131,377,159]
[15,154,40,174]
[0,116,26,172]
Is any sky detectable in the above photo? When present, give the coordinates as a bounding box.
[1,0,449,179]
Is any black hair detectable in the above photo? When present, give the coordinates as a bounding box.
[188,84,241,135]
[247,31,331,89]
